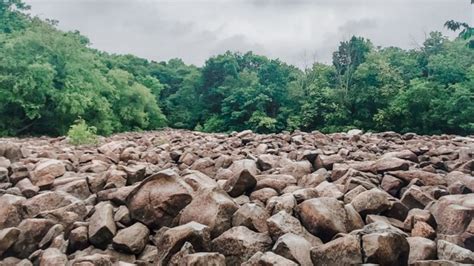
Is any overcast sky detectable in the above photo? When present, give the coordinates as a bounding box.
[25,0,473,68]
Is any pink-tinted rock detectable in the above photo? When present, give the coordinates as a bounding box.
[242,251,298,266]
[407,237,437,264]
[223,160,258,197]
[232,203,269,233]
[389,170,447,186]
[314,154,343,170]
[211,226,272,265]
[267,210,322,247]
[250,187,278,204]
[112,222,149,254]
[372,157,410,173]
[179,188,238,238]
[154,222,211,265]
[350,188,391,216]
[0,227,21,256]
[255,174,296,193]
[401,185,435,210]
[297,197,357,242]
[127,170,193,228]
[272,233,313,266]
[0,194,25,229]
[12,218,55,258]
[310,235,362,266]
[88,202,116,249]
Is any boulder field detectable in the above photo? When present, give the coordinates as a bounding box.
[0,129,473,265]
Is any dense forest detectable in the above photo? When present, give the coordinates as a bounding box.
[1,0,473,137]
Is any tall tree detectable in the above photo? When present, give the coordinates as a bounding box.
[444,1,474,48]
[332,36,372,112]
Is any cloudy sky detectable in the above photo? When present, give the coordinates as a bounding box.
[25,0,473,68]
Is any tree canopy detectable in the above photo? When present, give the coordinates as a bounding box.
[0,0,473,136]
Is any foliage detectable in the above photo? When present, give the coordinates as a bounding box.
[444,0,473,48]
[0,8,166,136]
[0,0,30,33]
[0,0,473,137]
[67,119,98,146]
[196,52,300,133]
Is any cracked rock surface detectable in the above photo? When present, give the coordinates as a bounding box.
[0,129,473,265]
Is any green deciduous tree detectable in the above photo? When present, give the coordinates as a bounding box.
[0,8,167,136]
[0,0,473,136]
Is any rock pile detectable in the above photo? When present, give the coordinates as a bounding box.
[0,129,473,265]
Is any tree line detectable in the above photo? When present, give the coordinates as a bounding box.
[1,0,473,136]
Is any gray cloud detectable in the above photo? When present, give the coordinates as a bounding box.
[338,19,378,36]
[24,0,472,68]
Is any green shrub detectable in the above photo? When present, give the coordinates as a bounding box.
[67,119,98,146]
